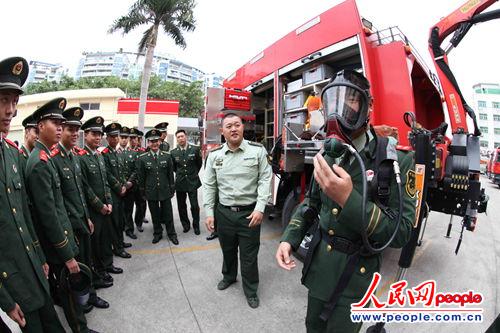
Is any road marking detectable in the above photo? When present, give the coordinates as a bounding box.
[128,232,282,255]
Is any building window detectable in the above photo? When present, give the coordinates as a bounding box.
[479,113,488,120]
[480,140,489,148]
[480,126,488,134]
[495,128,500,135]
[494,115,500,122]
[80,103,100,111]
[495,142,500,148]
[478,100,487,108]
[493,102,500,109]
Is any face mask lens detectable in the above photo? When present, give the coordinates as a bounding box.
[323,86,365,129]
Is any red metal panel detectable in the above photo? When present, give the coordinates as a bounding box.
[223,90,251,111]
[224,0,363,89]
[117,98,179,115]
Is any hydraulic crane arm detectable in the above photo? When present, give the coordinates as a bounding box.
[429,0,500,135]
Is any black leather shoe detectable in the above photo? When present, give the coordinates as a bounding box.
[102,272,114,282]
[106,266,123,274]
[217,279,236,290]
[88,329,101,333]
[183,226,190,233]
[94,280,113,289]
[247,296,260,309]
[123,242,132,248]
[169,236,179,245]
[137,226,144,232]
[88,296,110,309]
[206,232,218,241]
[194,228,200,235]
[152,235,162,244]
[114,250,132,259]
[82,303,94,313]
[126,231,137,239]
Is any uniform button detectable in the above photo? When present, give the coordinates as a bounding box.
[157,183,160,186]
[26,246,30,251]
[64,230,68,235]
[360,267,366,274]
[19,227,23,233]
[332,208,338,215]
[326,245,332,252]
[2,272,7,278]
[12,208,16,214]
[7,187,11,194]
[328,229,334,236]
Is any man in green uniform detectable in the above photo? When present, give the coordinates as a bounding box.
[117,126,129,153]
[136,129,178,244]
[134,129,149,229]
[79,116,122,286]
[123,127,139,238]
[171,129,202,235]
[20,114,37,162]
[203,113,272,309]
[155,122,170,152]
[276,70,415,333]
[102,122,132,259]
[0,56,65,332]
[51,106,110,312]
[26,97,97,332]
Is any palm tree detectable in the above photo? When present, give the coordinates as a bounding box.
[109,0,196,132]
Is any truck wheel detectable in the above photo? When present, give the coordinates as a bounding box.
[281,188,301,232]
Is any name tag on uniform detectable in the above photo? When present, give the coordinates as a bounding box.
[160,160,167,164]
[243,157,255,160]
[215,158,223,167]
[188,154,195,157]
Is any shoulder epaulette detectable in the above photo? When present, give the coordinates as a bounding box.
[50,148,61,158]
[39,150,49,162]
[248,141,264,148]
[102,147,110,154]
[50,144,58,150]
[74,148,88,156]
[209,145,222,152]
[396,145,412,151]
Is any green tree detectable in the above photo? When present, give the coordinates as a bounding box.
[109,0,196,131]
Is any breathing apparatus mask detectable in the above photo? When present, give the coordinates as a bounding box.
[321,69,371,158]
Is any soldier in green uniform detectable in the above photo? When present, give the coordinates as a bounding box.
[117,126,129,153]
[133,129,149,229]
[26,97,97,332]
[79,116,123,285]
[19,114,37,163]
[276,70,415,333]
[203,113,272,309]
[136,129,178,244]
[155,122,170,152]
[123,128,139,238]
[0,56,65,332]
[51,106,111,312]
[102,122,132,259]
[171,129,202,235]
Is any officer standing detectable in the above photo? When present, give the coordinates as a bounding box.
[117,126,130,153]
[276,70,415,333]
[134,129,149,228]
[102,122,132,259]
[79,116,122,285]
[136,129,179,244]
[0,56,65,332]
[26,97,95,332]
[171,129,202,235]
[155,122,170,152]
[20,114,37,162]
[51,106,111,312]
[123,127,139,238]
[203,113,272,309]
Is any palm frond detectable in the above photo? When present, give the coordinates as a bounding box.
[138,25,155,53]
[108,1,150,34]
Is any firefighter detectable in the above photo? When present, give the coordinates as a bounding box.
[203,113,272,309]
[276,70,416,332]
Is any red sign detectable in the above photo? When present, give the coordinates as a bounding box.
[224,89,251,111]
[117,98,179,115]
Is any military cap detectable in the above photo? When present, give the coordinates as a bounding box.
[145,129,161,141]
[81,116,104,133]
[129,127,138,137]
[62,107,84,127]
[22,114,37,129]
[120,126,130,137]
[60,263,92,306]
[105,122,122,136]
[154,122,169,132]
[0,57,29,93]
[32,97,67,122]
[135,128,144,137]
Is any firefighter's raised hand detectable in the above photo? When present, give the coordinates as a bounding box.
[276,242,296,270]
[313,153,352,207]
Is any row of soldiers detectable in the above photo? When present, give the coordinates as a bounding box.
[0,56,203,332]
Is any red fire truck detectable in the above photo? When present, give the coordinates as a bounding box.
[203,0,494,259]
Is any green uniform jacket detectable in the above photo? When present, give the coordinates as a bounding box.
[78,146,112,214]
[122,148,138,188]
[51,143,91,235]
[137,150,175,201]
[160,141,170,152]
[26,141,78,265]
[281,137,416,304]
[102,146,125,199]
[0,139,49,313]
[170,144,202,192]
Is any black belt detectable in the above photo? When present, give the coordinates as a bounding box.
[219,203,256,212]
[319,228,361,255]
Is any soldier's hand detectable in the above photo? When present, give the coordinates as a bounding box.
[100,205,108,215]
[107,204,113,214]
[8,303,26,327]
[205,216,215,232]
[246,211,264,228]
[313,154,353,207]
[87,219,94,234]
[276,242,296,271]
[65,258,80,274]
[42,263,50,279]
[120,186,127,196]
[125,181,133,190]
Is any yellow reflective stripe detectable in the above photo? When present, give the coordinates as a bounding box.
[368,207,382,236]
[366,205,377,232]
